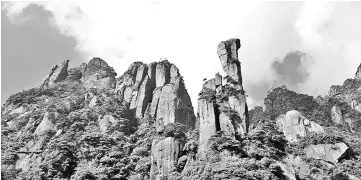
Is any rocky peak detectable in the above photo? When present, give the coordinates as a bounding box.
[81,57,117,82]
[355,63,361,80]
[198,38,249,155]
[217,38,243,89]
[41,60,69,88]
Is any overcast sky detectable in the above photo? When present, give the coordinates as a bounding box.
[2,1,361,108]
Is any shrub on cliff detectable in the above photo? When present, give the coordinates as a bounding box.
[242,119,287,160]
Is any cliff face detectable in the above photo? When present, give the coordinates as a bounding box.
[115,60,195,129]
[2,40,361,180]
[197,38,249,155]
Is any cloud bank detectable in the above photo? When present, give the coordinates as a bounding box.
[2,1,361,108]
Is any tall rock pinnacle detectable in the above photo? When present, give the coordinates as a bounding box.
[217,38,243,90]
[198,38,249,155]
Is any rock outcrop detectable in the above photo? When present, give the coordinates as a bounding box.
[305,143,349,163]
[325,65,361,131]
[355,63,361,80]
[82,58,117,89]
[198,38,249,154]
[116,60,195,130]
[276,110,324,142]
[217,38,243,88]
[34,112,59,136]
[41,60,69,88]
[150,137,182,179]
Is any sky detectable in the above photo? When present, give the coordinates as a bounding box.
[1,1,361,109]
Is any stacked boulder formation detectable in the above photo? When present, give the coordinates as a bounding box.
[198,38,249,154]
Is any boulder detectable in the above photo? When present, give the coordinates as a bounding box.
[305,143,349,163]
[276,110,324,142]
[9,106,24,115]
[88,96,98,109]
[34,112,59,135]
[150,137,182,178]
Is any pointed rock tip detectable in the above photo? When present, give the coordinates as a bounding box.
[355,63,361,79]
[218,38,241,50]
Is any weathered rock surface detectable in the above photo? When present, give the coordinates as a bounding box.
[217,38,243,88]
[198,99,218,150]
[150,137,182,178]
[328,66,361,114]
[67,68,82,80]
[305,143,349,163]
[34,112,59,135]
[197,38,249,155]
[276,110,324,142]
[116,60,195,130]
[81,57,117,81]
[155,62,170,87]
[154,77,195,129]
[228,95,248,135]
[41,60,69,88]
[82,58,117,89]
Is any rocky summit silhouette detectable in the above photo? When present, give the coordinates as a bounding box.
[2,39,361,180]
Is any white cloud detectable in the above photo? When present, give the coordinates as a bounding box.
[295,1,361,96]
[2,1,361,109]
